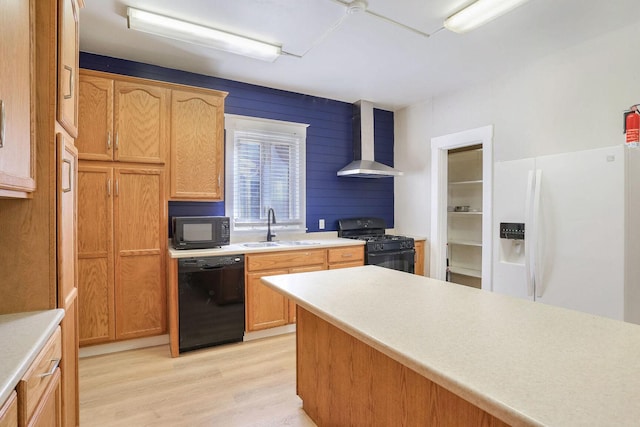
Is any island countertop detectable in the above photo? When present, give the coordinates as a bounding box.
[261,265,640,426]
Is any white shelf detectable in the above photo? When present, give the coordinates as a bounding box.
[448,240,482,247]
[448,211,482,216]
[449,180,483,186]
[448,266,482,278]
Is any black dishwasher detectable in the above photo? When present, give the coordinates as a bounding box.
[178,255,245,353]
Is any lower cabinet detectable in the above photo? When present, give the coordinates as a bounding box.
[245,249,327,332]
[78,163,166,345]
[0,392,17,427]
[414,240,426,276]
[245,245,364,332]
[59,296,78,427]
[17,328,62,427]
[327,246,364,269]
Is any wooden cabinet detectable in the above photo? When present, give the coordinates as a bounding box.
[0,392,17,427]
[0,1,80,425]
[77,71,169,164]
[245,249,327,331]
[57,135,78,305]
[57,0,79,138]
[78,163,166,344]
[327,246,364,269]
[77,75,113,161]
[77,165,114,345]
[56,134,78,427]
[170,89,226,200]
[414,240,426,276]
[17,328,62,427]
[114,167,166,339]
[0,0,35,197]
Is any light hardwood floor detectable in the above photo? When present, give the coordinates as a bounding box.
[79,333,316,426]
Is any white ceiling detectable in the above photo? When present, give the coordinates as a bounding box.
[80,0,640,111]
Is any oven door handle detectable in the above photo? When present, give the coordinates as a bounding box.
[367,249,415,257]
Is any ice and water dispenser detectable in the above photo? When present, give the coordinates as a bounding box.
[499,222,525,264]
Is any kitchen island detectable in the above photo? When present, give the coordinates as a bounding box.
[262,265,640,426]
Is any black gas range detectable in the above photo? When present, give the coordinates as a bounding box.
[338,218,415,273]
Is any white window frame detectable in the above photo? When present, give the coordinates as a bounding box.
[225,114,308,237]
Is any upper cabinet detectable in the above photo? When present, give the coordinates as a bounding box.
[0,0,35,197]
[77,74,113,161]
[57,0,80,138]
[170,89,227,200]
[77,71,169,164]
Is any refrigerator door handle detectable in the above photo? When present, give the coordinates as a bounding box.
[533,169,543,298]
[524,170,535,297]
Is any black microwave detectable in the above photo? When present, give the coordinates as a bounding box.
[172,216,230,250]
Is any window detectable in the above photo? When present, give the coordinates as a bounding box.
[225,115,308,234]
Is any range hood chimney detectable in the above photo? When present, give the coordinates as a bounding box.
[337,100,402,178]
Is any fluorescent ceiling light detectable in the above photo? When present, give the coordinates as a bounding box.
[127,7,282,62]
[444,0,530,34]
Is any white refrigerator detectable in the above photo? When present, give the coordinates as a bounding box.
[492,145,639,321]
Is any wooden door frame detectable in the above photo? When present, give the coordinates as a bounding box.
[430,125,493,290]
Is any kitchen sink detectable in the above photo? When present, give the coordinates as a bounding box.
[279,241,320,246]
[242,242,280,248]
[241,240,321,248]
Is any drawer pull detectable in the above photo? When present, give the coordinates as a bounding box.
[342,253,353,258]
[39,358,61,378]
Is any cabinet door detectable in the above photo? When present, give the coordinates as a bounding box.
[56,133,77,306]
[170,89,225,200]
[414,240,425,276]
[77,165,115,345]
[57,0,79,138]
[0,392,17,427]
[114,81,168,164]
[77,74,113,161]
[246,270,289,331]
[114,168,166,339]
[59,295,78,427]
[0,0,35,195]
[26,369,61,427]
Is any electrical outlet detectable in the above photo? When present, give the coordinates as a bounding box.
[319,219,325,230]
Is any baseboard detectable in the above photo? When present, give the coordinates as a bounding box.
[243,324,296,341]
[79,334,170,358]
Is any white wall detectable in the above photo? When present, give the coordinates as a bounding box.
[395,21,640,241]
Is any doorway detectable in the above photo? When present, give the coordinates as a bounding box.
[430,126,493,290]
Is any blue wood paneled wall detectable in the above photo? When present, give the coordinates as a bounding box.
[80,52,395,232]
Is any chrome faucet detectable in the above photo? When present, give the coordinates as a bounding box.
[266,208,277,242]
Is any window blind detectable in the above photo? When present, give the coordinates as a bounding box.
[232,129,302,228]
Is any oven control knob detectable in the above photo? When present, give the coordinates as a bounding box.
[375,243,384,251]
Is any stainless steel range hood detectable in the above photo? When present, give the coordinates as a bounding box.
[337,100,402,178]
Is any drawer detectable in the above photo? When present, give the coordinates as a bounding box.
[247,249,326,271]
[17,328,61,425]
[0,391,17,427]
[328,246,364,264]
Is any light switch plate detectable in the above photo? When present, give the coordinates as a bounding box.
[319,219,325,229]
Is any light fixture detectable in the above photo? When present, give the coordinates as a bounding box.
[126,7,282,62]
[444,0,530,34]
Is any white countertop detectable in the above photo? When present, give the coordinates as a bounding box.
[262,266,640,426]
[0,309,65,405]
[168,237,364,258]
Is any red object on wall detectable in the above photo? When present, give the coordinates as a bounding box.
[626,111,640,146]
